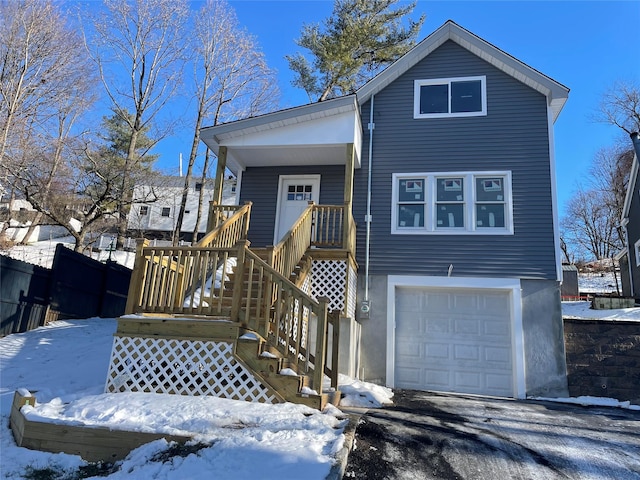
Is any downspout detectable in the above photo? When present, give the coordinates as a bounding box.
[364,95,375,303]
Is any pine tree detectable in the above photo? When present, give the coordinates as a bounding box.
[286,0,424,102]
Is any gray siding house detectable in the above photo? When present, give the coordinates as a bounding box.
[619,133,640,301]
[201,21,570,399]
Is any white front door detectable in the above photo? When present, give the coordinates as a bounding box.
[274,175,321,243]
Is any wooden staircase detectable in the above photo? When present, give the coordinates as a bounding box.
[118,202,351,409]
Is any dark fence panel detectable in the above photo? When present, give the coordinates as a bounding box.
[100,260,131,318]
[49,244,131,319]
[1,245,132,336]
[0,255,51,336]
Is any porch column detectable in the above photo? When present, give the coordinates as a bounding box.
[213,146,227,206]
[343,143,355,252]
[343,143,355,210]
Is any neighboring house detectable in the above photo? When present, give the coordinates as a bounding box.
[619,133,640,302]
[127,176,237,242]
[199,20,569,399]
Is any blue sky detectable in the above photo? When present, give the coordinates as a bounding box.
[163,0,640,216]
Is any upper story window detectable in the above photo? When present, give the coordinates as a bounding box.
[161,207,171,217]
[414,76,487,119]
[635,239,640,267]
[139,205,149,216]
[392,171,513,235]
[195,182,203,192]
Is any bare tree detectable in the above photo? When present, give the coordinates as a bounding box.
[88,0,189,248]
[172,0,279,244]
[598,80,640,135]
[0,0,98,245]
[562,187,620,261]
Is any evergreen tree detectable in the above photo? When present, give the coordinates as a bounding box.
[286,0,424,102]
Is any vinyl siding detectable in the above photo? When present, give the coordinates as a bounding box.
[240,165,345,247]
[353,40,558,280]
[627,175,640,297]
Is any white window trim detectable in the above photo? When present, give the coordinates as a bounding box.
[391,171,514,235]
[635,238,640,267]
[414,75,487,119]
[385,275,526,399]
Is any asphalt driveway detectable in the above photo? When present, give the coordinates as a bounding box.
[342,390,640,479]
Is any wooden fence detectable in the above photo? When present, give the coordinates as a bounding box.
[1,245,132,336]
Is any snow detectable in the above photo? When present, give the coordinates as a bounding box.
[532,395,640,410]
[562,301,640,321]
[578,272,621,294]
[0,318,392,479]
[3,237,136,269]
[2,243,638,477]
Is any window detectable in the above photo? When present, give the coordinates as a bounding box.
[139,206,149,216]
[392,171,513,234]
[287,184,313,201]
[161,207,171,217]
[414,76,486,119]
[195,182,203,192]
[635,239,640,267]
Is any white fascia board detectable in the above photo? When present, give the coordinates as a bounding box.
[221,108,360,149]
[201,96,357,144]
[621,154,639,221]
[547,106,563,282]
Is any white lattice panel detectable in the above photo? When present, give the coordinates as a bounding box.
[347,262,357,319]
[311,260,346,313]
[105,336,277,403]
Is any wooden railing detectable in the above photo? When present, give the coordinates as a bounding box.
[125,240,339,391]
[124,200,354,392]
[267,202,356,280]
[198,202,251,248]
[268,204,314,278]
[206,202,249,232]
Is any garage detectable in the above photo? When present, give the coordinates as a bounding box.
[393,286,515,397]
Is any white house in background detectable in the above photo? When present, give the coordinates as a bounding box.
[127,176,237,242]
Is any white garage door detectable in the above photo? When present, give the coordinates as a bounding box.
[394,287,514,397]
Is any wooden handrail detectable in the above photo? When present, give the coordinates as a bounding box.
[197,202,251,248]
[206,203,247,232]
[125,240,338,392]
[269,203,315,278]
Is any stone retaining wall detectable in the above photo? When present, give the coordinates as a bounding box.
[564,319,640,403]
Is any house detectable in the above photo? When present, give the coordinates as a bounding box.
[127,176,237,242]
[619,132,640,302]
[194,20,571,399]
[112,20,569,410]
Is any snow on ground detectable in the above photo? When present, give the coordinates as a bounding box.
[578,271,621,294]
[0,318,392,479]
[562,301,640,321]
[3,237,136,269]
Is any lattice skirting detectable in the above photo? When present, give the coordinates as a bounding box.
[105,336,278,403]
[311,259,357,318]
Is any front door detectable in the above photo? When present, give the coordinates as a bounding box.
[274,175,321,243]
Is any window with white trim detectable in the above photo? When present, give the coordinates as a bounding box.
[414,76,487,119]
[161,207,171,217]
[635,239,640,267]
[392,172,513,234]
[139,205,149,216]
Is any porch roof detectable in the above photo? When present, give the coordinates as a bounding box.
[200,95,362,174]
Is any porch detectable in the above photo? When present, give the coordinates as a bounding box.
[109,200,358,410]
